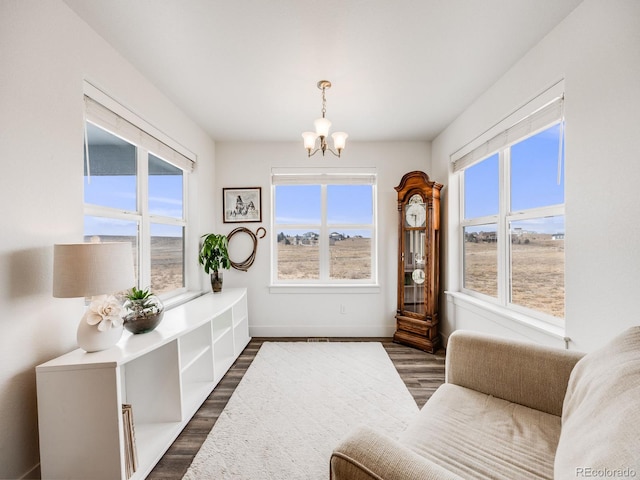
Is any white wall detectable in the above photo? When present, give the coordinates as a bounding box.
[0,1,216,478]
[432,0,640,352]
[215,141,432,337]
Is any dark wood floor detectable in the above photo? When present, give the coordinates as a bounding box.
[147,338,446,479]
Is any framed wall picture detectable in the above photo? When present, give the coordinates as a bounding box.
[223,187,262,223]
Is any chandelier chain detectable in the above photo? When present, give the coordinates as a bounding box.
[321,87,327,119]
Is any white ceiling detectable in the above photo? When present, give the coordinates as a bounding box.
[64,0,582,142]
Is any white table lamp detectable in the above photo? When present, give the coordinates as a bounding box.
[53,242,135,352]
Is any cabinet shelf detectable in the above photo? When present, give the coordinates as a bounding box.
[213,325,233,344]
[182,381,216,418]
[36,288,251,480]
[131,421,184,479]
[181,345,212,373]
[234,316,250,353]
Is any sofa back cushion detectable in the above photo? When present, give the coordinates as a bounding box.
[555,326,640,478]
[446,330,583,416]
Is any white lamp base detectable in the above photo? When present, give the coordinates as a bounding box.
[77,320,123,353]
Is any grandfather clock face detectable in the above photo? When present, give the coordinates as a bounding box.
[405,194,426,227]
[403,194,426,314]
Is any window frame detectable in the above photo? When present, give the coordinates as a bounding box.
[459,120,565,327]
[270,168,379,291]
[83,86,193,300]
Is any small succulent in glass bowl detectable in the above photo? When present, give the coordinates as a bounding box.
[122,287,164,334]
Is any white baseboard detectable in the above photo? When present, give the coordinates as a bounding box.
[249,325,396,338]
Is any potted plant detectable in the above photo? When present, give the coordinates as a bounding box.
[122,286,164,334]
[199,233,231,293]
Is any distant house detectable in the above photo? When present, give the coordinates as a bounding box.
[281,232,319,246]
[329,232,346,245]
[478,231,497,243]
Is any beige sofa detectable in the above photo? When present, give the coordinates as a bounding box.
[331,327,640,480]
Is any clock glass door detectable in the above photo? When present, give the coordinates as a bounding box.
[403,197,426,314]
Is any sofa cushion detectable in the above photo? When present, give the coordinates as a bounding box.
[400,383,561,480]
[555,326,640,479]
[446,330,583,416]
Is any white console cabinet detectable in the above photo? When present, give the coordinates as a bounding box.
[36,288,250,480]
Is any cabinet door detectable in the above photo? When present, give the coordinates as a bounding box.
[401,194,427,317]
[403,231,427,315]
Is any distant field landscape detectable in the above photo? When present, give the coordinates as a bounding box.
[88,233,563,318]
[277,237,371,280]
[85,235,183,294]
[464,234,564,318]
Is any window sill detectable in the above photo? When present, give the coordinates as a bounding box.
[445,291,567,343]
[163,290,206,310]
[269,284,381,294]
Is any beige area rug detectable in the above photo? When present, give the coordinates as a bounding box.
[183,341,420,480]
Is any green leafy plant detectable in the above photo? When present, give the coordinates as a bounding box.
[126,286,153,301]
[124,287,160,316]
[199,233,231,274]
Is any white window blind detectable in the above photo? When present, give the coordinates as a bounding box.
[84,95,195,173]
[452,96,564,173]
[271,168,376,185]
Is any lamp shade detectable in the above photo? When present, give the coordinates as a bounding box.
[331,132,348,150]
[302,131,318,150]
[53,242,135,298]
[314,117,331,137]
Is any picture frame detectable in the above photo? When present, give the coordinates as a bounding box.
[223,187,262,223]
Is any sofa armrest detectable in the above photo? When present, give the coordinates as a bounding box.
[445,330,584,416]
[331,426,463,480]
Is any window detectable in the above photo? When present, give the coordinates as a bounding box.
[271,169,377,286]
[83,91,193,298]
[456,96,565,324]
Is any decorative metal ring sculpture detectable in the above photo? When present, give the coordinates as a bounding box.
[227,227,266,271]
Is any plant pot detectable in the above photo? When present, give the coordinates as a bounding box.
[123,295,165,334]
[210,271,223,293]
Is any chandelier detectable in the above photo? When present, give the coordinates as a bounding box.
[302,80,348,157]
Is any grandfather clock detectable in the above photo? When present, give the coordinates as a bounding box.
[394,171,443,353]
